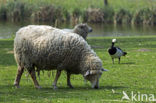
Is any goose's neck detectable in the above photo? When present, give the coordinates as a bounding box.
[111,42,115,48]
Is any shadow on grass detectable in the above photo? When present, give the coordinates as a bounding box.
[120,62,135,65]
[0,84,127,102]
[101,85,127,90]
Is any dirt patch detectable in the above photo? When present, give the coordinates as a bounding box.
[85,8,104,23]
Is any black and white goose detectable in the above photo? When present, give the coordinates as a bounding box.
[108,39,127,64]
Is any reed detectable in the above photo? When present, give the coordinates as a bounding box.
[0,0,156,25]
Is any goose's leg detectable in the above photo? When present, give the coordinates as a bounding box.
[112,58,114,64]
[118,57,120,64]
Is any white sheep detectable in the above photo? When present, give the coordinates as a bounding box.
[53,23,92,89]
[62,23,92,40]
[14,25,107,89]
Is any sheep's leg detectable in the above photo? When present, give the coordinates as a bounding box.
[52,70,61,89]
[67,71,73,88]
[28,68,41,89]
[14,66,24,88]
[118,57,120,64]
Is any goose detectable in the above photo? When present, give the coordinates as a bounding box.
[108,39,127,64]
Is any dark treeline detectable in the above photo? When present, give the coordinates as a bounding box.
[0,1,156,26]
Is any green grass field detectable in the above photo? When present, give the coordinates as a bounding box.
[0,36,156,102]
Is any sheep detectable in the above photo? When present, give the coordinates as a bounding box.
[53,23,92,89]
[62,23,92,40]
[14,25,107,89]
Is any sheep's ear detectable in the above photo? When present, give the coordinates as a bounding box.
[84,70,90,76]
[101,68,109,71]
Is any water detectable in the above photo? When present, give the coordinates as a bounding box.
[88,24,156,37]
[0,21,156,39]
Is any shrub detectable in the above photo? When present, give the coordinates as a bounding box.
[72,8,82,18]
[114,9,132,24]
[0,5,7,20]
[150,9,156,25]
[63,9,70,22]
[82,7,114,23]
[71,8,82,24]
[101,6,114,23]
[133,8,153,25]
[84,8,104,23]
[6,1,32,22]
[32,5,64,23]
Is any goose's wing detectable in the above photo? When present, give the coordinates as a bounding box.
[116,47,123,52]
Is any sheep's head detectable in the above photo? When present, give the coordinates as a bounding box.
[83,56,108,89]
[73,23,92,40]
[84,69,102,89]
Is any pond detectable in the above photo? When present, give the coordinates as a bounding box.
[0,21,156,39]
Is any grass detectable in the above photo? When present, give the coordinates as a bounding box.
[0,36,156,102]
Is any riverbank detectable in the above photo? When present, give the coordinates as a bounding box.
[0,0,156,25]
[0,36,156,102]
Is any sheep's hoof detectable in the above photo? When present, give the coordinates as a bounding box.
[14,84,20,88]
[53,85,58,90]
[35,86,42,89]
[53,86,58,90]
[14,83,20,88]
[68,84,74,89]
